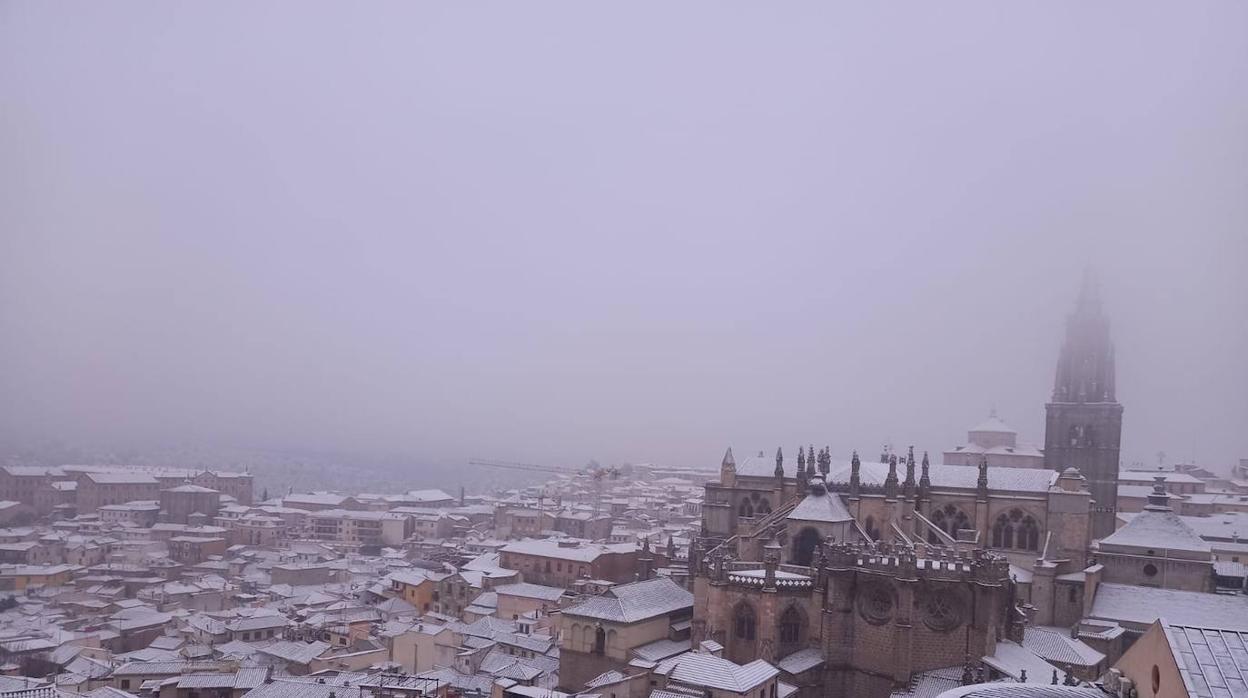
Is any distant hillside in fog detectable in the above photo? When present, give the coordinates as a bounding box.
[0,441,552,497]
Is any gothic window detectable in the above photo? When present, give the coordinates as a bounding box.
[1022,517,1039,550]
[929,504,971,544]
[733,603,756,641]
[594,626,606,655]
[757,499,772,515]
[779,606,803,646]
[738,500,754,518]
[992,509,1040,551]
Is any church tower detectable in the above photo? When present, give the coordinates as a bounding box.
[1044,273,1123,539]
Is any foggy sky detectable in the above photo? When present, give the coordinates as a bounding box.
[2,2,1246,474]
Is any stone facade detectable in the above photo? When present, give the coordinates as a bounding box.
[690,539,1019,698]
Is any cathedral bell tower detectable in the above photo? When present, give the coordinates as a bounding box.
[1044,273,1123,539]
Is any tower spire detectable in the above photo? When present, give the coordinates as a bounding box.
[919,451,931,500]
[720,447,737,487]
[796,446,809,491]
[774,447,784,478]
[849,451,861,498]
[903,446,917,500]
[884,453,899,500]
[1045,273,1124,539]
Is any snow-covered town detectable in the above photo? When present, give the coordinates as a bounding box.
[4,3,1247,697]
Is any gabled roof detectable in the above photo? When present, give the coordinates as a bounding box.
[493,582,566,601]
[1022,626,1105,667]
[256,640,330,665]
[657,651,778,692]
[562,577,692,623]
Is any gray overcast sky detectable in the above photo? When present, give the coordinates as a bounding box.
[1,2,1245,473]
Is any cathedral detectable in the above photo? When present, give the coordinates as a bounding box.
[689,278,1123,697]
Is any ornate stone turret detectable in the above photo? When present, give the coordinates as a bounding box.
[976,455,989,501]
[721,447,737,488]
[666,534,676,561]
[763,536,781,591]
[849,451,861,499]
[638,537,653,580]
[818,447,831,476]
[774,447,784,479]
[903,446,917,501]
[1144,476,1173,511]
[884,453,899,500]
[919,451,932,500]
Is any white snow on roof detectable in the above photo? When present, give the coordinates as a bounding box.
[969,415,1017,434]
[1099,508,1211,553]
[493,582,566,601]
[563,577,692,623]
[981,639,1066,684]
[658,651,778,692]
[736,456,1056,492]
[1091,583,1248,630]
[500,539,636,562]
[787,489,853,523]
[1022,627,1105,667]
[777,647,823,675]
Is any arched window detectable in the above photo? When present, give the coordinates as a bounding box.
[594,626,606,655]
[779,606,803,646]
[734,603,756,641]
[992,509,1040,551]
[1021,516,1039,551]
[738,500,754,518]
[929,504,971,544]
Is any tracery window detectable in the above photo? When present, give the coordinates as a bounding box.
[928,504,971,544]
[991,509,1040,551]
